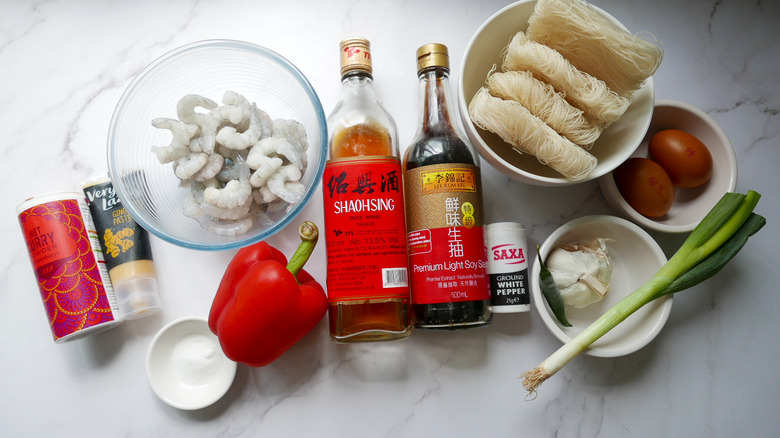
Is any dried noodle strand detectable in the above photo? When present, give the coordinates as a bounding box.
[468,87,596,181]
[527,0,663,98]
[486,70,603,148]
[502,32,630,128]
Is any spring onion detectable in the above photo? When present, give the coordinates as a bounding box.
[522,190,766,396]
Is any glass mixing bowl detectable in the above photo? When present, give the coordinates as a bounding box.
[108,40,326,250]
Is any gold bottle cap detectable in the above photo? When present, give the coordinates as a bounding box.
[416,43,449,72]
[340,37,372,76]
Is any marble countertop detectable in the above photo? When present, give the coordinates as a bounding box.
[2,0,778,436]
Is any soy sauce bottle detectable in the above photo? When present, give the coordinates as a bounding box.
[402,43,492,329]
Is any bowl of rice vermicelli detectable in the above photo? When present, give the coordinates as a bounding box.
[458,0,661,187]
[108,40,327,250]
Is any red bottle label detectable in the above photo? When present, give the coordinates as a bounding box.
[408,226,489,304]
[322,156,410,302]
[404,164,490,304]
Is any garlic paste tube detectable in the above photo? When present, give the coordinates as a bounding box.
[82,175,161,319]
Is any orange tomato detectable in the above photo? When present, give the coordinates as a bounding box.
[613,157,675,218]
[648,129,713,188]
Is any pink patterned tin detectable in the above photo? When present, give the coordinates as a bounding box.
[17,192,122,342]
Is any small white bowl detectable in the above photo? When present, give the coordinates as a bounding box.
[530,215,672,358]
[146,317,236,410]
[599,100,738,233]
[458,0,654,186]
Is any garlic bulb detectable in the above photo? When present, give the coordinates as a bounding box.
[546,238,613,308]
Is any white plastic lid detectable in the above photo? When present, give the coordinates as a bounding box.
[491,304,530,314]
[114,276,161,320]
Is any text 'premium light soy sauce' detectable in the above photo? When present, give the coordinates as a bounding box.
[403,44,492,329]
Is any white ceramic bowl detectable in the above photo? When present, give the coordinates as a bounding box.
[458,0,654,186]
[530,215,672,357]
[146,317,236,410]
[108,40,327,250]
[599,100,738,233]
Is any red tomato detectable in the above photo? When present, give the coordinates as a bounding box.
[613,157,675,218]
[648,129,713,188]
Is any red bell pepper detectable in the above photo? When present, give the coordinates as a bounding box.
[208,221,327,367]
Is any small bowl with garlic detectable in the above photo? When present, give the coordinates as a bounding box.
[530,215,672,357]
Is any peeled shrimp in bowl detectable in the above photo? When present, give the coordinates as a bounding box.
[108,40,327,250]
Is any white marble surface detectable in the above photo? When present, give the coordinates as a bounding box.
[2,0,778,436]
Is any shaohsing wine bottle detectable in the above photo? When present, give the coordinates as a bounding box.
[322,38,412,342]
[403,43,492,330]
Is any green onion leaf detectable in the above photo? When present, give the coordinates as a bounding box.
[661,213,765,295]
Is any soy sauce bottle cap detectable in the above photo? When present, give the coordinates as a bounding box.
[416,43,449,73]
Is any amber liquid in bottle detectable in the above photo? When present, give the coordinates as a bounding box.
[324,38,412,343]
[403,44,492,330]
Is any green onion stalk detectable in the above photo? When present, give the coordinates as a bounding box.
[522,190,766,396]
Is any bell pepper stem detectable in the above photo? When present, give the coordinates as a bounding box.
[287,221,319,279]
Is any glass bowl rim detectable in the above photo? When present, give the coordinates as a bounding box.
[107,39,327,251]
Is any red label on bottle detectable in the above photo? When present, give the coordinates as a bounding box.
[322,157,410,302]
[404,163,490,305]
[407,226,489,304]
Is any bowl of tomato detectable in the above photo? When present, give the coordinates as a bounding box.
[599,100,738,233]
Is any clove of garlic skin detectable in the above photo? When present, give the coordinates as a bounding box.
[546,238,613,309]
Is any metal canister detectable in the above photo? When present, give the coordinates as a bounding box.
[17,192,122,342]
[486,222,530,313]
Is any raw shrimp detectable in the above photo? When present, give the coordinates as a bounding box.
[273,118,309,170]
[191,153,224,182]
[252,189,291,214]
[267,164,305,204]
[249,157,283,188]
[220,91,273,138]
[191,103,250,154]
[216,151,250,183]
[217,157,242,183]
[174,152,209,180]
[182,192,204,218]
[151,90,311,236]
[204,161,252,209]
[256,107,274,139]
[273,119,308,150]
[191,180,252,220]
[177,94,218,126]
[221,90,249,107]
[151,118,199,163]
[273,118,307,144]
[216,103,267,151]
[203,197,252,220]
[189,178,219,201]
[252,188,268,206]
[218,90,254,134]
[198,214,254,236]
[247,136,303,170]
[256,185,279,204]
